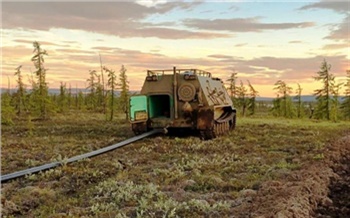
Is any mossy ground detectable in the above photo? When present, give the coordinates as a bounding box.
[1,112,349,217]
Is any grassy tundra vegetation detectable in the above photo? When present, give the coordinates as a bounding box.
[1,111,349,217]
[1,42,350,216]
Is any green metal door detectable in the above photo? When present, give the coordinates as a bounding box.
[129,95,148,122]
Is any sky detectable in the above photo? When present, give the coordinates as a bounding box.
[1,0,349,97]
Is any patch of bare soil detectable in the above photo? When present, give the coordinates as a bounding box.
[316,135,350,218]
[233,135,350,218]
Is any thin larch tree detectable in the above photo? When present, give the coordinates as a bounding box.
[31,41,49,119]
[273,80,293,118]
[104,66,117,121]
[118,65,130,120]
[226,70,238,99]
[341,70,350,119]
[330,82,343,122]
[58,82,67,113]
[313,59,335,120]
[294,83,303,118]
[14,65,27,115]
[86,70,97,109]
[247,80,259,116]
[236,80,248,116]
[99,53,107,114]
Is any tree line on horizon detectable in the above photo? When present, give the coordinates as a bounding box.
[227,60,350,121]
[1,41,130,125]
[1,42,350,125]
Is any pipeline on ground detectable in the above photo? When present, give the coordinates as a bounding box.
[0,129,163,183]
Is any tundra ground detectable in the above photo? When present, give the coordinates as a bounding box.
[1,112,349,217]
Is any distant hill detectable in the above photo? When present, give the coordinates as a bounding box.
[257,95,347,103]
[1,88,122,96]
[256,96,317,102]
[255,97,274,102]
[0,88,143,97]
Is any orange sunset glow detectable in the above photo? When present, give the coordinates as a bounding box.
[2,1,349,97]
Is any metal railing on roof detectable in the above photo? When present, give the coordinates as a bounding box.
[147,68,212,78]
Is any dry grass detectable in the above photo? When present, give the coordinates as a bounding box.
[1,111,349,217]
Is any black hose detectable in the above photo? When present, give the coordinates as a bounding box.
[1,129,163,183]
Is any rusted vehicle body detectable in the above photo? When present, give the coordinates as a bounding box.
[129,67,236,139]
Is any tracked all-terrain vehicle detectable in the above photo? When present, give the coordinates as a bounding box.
[129,67,236,139]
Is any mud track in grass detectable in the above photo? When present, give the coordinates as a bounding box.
[233,135,350,218]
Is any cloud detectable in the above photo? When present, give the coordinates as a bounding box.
[207,54,349,84]
[136,0,168,8]
[3,2,153,23]
[323,43,349,50]
[234,43,247,47]
[289,40,303,44]
[91,47,120,52]
[208,54,237,59]
[2,2,219,40]
[325,15,350,41]
[55,48,96,54]
[183,17,315,32]
[228,5,239,11]
[2,2,316,39]
[13,39,71,48]
[299,2,349,44]
[299,1,350,14]
[200,10,214,13]
[207,54,243,62]
[241,56,348,82]
[132,27,231,39]
[153,1,203,13]
[3,42,348,96]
